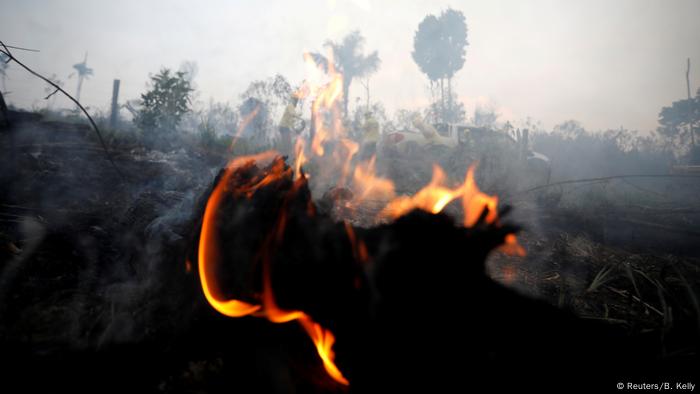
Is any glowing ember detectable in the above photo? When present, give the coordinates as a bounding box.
[499,234,526,257]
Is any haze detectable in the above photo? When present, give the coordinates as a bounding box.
[2,0,699,132]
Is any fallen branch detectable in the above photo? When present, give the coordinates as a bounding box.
[0,40,127,182]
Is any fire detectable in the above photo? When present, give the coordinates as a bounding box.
[197,46,525,387]
[380,164,502,226]
[293,137,308,180]
[381,165,461,218]
[261,233,349,384]
[350,156,395,205]
[499,233,526,257]
[229,104,261,151]
[198,153,349,385]
[461,164,499,227]
[299,317,349,385]
[338,138,359,187]
[302,51,345,157]
[366,162,523,256]
[198,154,265,317]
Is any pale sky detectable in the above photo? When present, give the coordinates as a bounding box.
[1,0,699,132]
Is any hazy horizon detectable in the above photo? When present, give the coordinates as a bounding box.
[1,0,699,132]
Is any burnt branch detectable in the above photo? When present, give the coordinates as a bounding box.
[44,88,59,100]
[0,40,127,182]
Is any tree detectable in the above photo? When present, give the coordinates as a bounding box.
[412,8,468,123]
[657,88,700,148]
[70,52,93,105]
[238,74,292,145]
[472,106,497,128]
[311,30,381,118]
[553,120,587,140]
[134,68,193,133]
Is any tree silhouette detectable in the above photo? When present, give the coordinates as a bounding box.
[71,52,93,105]
[311,30,380,118]
[412,8,468,123]
[657,88,700,150]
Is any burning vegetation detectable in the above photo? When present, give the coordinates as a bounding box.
[1,3,700,393]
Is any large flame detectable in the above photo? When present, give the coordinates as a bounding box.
[197,151,279,317]
[198,153,349,386]
[198,47,524,388]
[350,155,395,205]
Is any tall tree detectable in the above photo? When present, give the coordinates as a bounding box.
[71,52,93,105]
[412,8,468,123]
[311,30,381,118]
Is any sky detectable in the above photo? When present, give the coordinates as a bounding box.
[1,0,699,132]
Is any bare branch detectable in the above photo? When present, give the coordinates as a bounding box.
[0,40,127,182]
[44,88,60,100]
[2,44,40,52]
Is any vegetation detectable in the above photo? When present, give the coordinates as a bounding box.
[134,68,193,136]
[310,30,381,118]
[238,74,292,145]
[657,87,700,160]
[412,8,468,123]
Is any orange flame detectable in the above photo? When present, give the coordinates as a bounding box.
[350,155,395,205]
[198,155,265,317]
[260,247,349,384]
[229,104,261,151]
[379,164,499,224]
[303,51,344,157]
[338,138,359,187]
[461,165,499,227]
[299,316,349,385]
[381,164,462,218]
[293,137,308,181]
[198,152,349,385]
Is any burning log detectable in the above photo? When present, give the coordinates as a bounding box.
[189,152,665,392]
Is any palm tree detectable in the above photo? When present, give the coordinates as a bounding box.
[311,31,380,118]
[71,52,93,105]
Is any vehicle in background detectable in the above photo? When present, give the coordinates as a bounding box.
[381,118,551,184]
